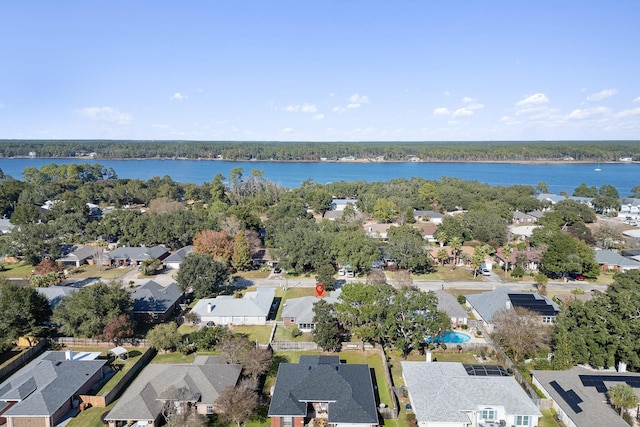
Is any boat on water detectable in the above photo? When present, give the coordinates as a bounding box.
[595,163,601,172]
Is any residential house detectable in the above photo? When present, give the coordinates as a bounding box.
[428,245,475,267]
[536,193,594,208]
[105,356,242,427]
[129,280,184,323]
[413,224,438,243]
[56,244,104,267]
[465,287,560,330]
[618,197,640,220]
[164,245,193,269]
[0,350,107,427]
[508,225,539,239]
[190,287,275,325]
[0,219,16,235]
[413,210,443,224]
[402,361,541,427]
[433,290,468,328]
[364,223,394,240]
[331,199,358,211]
[532,366,640,427]
[495,248,543,272]
[282,290,342,332]
[268,355,379,427]
[511,211,537,224]
[105,246,170,266]
[594,249,640,272]
[35,286,79,310]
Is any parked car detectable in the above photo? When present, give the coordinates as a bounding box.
[273,267,282,274]
[481,268,491,276]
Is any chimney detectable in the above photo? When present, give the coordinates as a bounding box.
[65,349,73,360]
[207,303,212,313]
[618,361,627,373]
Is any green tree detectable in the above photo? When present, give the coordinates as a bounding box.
[572,183,598,197]
[312,299,341,352]
[176,253,231,298]
[315,264,336,290]
[52,282,132,337]
[372,198,399,223]
[231,230,252,272]
[540,232,598,279]
[0,280,52,347]
[147,322,182,352]
[189,325,232,351]
[607,384,638,416]
[386,225,434,273]
[101,314,134,346]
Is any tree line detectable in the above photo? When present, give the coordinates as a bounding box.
[0,139,638,161]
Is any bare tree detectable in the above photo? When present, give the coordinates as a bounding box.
[240,347,272,379]
[216,336,252,364]
[394,269,413,289]
[215,380,259,427]
[367,269,387,285]
[161,386,208,427]
[491,307,552,362]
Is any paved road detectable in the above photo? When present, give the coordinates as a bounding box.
[246,272,608,294]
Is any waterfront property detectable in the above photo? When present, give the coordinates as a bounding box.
[268,355,379,427]
[402,361,541,427]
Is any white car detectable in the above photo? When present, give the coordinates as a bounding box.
[481,269,491,276]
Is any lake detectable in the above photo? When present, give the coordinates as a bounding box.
[0,158,638,196]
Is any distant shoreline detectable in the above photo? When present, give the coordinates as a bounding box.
[2,156,634,165]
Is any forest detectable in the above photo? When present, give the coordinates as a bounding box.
[0,139,638,162]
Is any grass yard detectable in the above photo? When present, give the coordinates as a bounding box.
[66,264,133,280]
[407,266,477,281]
[273,325,312,342]
[65,401,115,427]
[177,324,199,337]
[232,325,274,345]
[0,261,34,279]
[95,349,146,395]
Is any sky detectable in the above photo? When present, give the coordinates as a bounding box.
[1,1,639,142]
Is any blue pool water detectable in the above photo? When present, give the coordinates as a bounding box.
[428,331,471,344]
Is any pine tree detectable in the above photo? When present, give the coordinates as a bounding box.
[312,299,341,352]
[231,230,252,271]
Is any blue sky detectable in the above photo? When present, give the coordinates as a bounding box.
[1,1,639,142]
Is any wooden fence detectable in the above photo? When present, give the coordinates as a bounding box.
[270,341,318,351]
[52,337,149,348]
[0,340,49,383]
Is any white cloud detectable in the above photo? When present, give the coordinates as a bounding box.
[586,88,617,101]
[281,127,294,133]
[347,103,361,109]
[333,106,346,113]
[462,97,474,103]
[152,124,170,129]
[515,93,549,106]
[633,96,640,103]
[170,92,187,100]
[433,107,451,116]
[616,107,640,118]
[515,106,548,116]
[566,106,611,120]
[348,93,370,104]
[285,104,318,113]
[467,103,485,111]
[452,108,474,117]
[313,114,325,120]
[74,106,132,124]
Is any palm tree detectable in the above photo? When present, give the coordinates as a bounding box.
[449,236,462,266]
[607,384,638,417]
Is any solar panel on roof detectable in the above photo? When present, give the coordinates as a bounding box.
[508,293,558,316]
[550,381,583,414]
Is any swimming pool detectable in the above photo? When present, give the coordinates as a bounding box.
[427,331,471,344]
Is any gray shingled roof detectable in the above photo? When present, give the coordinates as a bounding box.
[532,367,639,427]
[106,246,169,261]
[105,362,242,422]
[268,355,378,424]
[595,250,640,269]
[281,290,341,325]
[164,245,194,263]
[402,362,541,424]
[191,287,275,319]
[129,280,183,313]
[433,289,468,321]
[0,351,106,418]
[465,287,514,322]
[35,286,79,310]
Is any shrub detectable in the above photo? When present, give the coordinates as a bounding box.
[457,294,466,304]
[291,327,302,338]
[406,413,417,427]
[511,266,525,278]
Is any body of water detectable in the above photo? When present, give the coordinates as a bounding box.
[0,158,638,196]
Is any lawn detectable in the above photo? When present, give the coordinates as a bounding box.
[95,349,145,395]
[273,325,312,342]
[65,401,115,427]
[232,325,274,345]
[177,323,199,337]
[0,261,34,279]
[66,264,133,280]
[406,266,477,281]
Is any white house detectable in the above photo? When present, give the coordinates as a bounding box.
[190,287,275,325]
[618,198,640,220]
[402,361,541,427]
